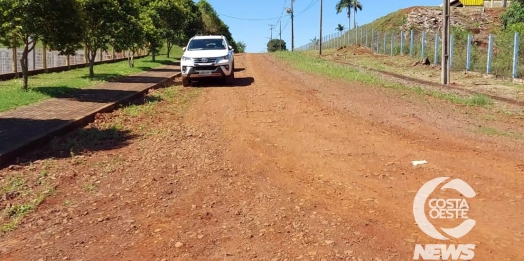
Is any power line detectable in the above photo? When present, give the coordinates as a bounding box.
[217,13,287,21]
[216,0,316,22]
[296,0,319,16]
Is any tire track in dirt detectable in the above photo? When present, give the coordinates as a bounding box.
[186,53,524,260]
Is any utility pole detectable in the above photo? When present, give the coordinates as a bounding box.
[279,20,282,51]
[442,0,450,85]
[269,24,275,40]
[320,0,323,55]
[291,0,295,51]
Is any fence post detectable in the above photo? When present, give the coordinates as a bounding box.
[43,43,47,73]
[371,29,374,51]
[466,34,472,71]
[377,32,380,53]
[32,47,36,70]
[450,34,454,68]
[513,32,519,79]
[360,26,363,45]
[366,27,369,47]
[391,33,394,56]
[383,32,387,54]
[434,34,439,65]
[355,26,358,45]
[400,31,404,55]
[421,31,426,59]
[410,30,414,57]
[487,34,493,75]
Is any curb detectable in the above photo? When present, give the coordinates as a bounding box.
[0,72,181,168]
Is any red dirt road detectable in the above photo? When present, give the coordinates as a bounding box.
[0,53,523,261]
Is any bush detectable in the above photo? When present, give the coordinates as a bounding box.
[267,39,287,52]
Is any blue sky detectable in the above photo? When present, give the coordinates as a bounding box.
[203,0,441,53]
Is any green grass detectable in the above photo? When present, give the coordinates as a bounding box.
[0,46,181,113]
[478,126,524,139]
[1,186,55,232]
[273,51,494,107]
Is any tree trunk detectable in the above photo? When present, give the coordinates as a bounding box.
[89,50,96,78]
[20,47,29,90]
[348,9,351,30]
[354,9,357,30]
[152,51,156,62]
[128,50,134,67]
[167,41,172,58]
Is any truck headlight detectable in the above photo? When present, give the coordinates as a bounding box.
[182,56,192,61]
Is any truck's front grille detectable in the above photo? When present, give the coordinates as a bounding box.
[193,57,218,63]
[194,66,218,71]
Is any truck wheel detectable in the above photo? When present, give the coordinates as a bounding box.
[182,77,191,87]
[225,71,235,85]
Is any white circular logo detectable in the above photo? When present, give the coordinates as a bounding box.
[413,177,476,240]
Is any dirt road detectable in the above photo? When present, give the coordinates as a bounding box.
[1,53,523,260]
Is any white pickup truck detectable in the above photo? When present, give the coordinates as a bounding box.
[180,35,235,87]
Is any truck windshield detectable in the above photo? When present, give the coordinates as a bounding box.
[188,39,227,51]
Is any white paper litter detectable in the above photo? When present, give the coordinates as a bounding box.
[411,160,428,166]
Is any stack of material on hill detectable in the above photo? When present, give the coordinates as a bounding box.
[398,7,492,34]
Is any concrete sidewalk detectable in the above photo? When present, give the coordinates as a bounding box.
[0,65,180,167]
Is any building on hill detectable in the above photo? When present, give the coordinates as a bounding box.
[447,0,511,7]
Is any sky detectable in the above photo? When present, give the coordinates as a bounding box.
[203,0,442,53]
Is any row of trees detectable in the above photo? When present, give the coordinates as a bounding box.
[0,0,240,90]
[335,0,363,31]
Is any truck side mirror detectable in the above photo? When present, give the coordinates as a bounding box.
[182,47,186,51]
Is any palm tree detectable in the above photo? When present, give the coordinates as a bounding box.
[310,37,319,45]
[336,24,345,32]
[351,0,363,30]
[335,0,352,30]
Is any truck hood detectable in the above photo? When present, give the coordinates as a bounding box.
[182,50,229,58]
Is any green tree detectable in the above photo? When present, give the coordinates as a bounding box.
[137,0,164,62]
[351,0,363,29]
[267,39,287,52]
[501,1,524,29]
[236,41,246,53]
[336,24,346,32]
[152,0,184,58]
[173,0,204,56]
[0,0,83,90]
[197,0,238,50]
[335,0,353,30]
[111,0,145,67]
[335,0,362,30]
[79,0,121,78]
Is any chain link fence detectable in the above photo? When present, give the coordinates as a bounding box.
[297,25,524,79]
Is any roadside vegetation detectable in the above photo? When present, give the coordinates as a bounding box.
[0,82,200,233]
[272,51,494,107]
[0,0,238,89]
[0,46,182,112]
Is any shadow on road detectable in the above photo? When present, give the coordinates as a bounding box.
[32,86,144,103]
[0,117,135,168]
[190,77,254,88]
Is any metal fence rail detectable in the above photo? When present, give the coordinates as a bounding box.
[296,25,524,79]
